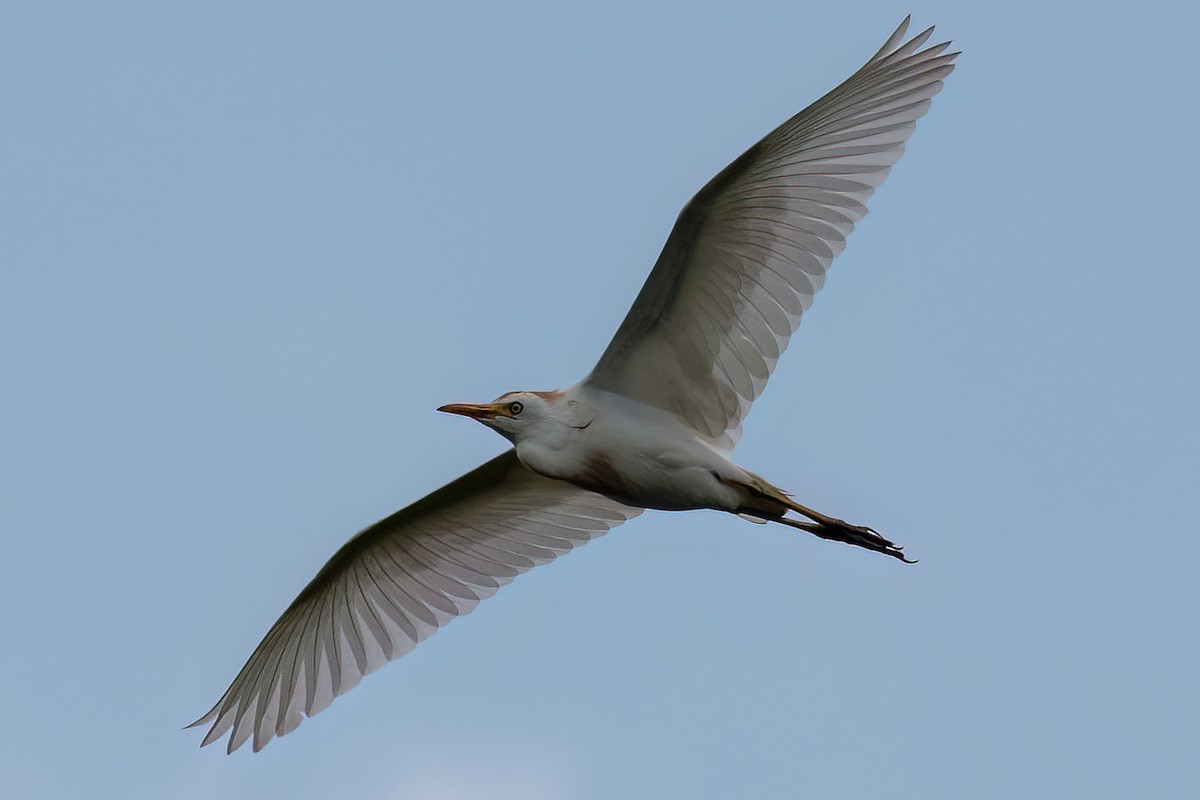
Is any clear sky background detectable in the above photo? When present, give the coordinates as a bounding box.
[3,2,1198,798]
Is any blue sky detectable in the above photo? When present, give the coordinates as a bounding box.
[3,2,1198,798]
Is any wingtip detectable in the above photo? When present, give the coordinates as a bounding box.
[872,16,950,64]
[185,702,222,750]
[873,17,912,60]
[184,714,209,731]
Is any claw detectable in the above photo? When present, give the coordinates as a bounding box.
[732,489,916,562]
[766,513,916,563]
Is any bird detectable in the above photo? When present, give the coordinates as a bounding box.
[191,17,957,753]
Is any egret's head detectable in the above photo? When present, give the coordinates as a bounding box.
[437,390,560,443]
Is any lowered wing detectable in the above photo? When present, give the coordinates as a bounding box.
[190,451,640,752]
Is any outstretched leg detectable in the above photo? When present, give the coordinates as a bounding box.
[725,474,914,562]
[760,511,914,563]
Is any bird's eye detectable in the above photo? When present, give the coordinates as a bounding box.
[509,402,524,416]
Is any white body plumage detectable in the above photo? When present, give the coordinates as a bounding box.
[493,387,748,512]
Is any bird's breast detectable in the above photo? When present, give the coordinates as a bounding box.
[516,433,740,513]
[574,450,635,501]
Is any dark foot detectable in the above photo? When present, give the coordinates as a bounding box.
[739,504,915,562]
[796,517,915,563]
[774,501,915,563]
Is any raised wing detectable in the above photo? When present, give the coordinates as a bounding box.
[190,451,640,753]
[585,18,957,448]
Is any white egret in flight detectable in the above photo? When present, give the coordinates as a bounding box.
[192,17,957,753]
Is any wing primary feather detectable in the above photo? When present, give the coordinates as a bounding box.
[869,15,911,61]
